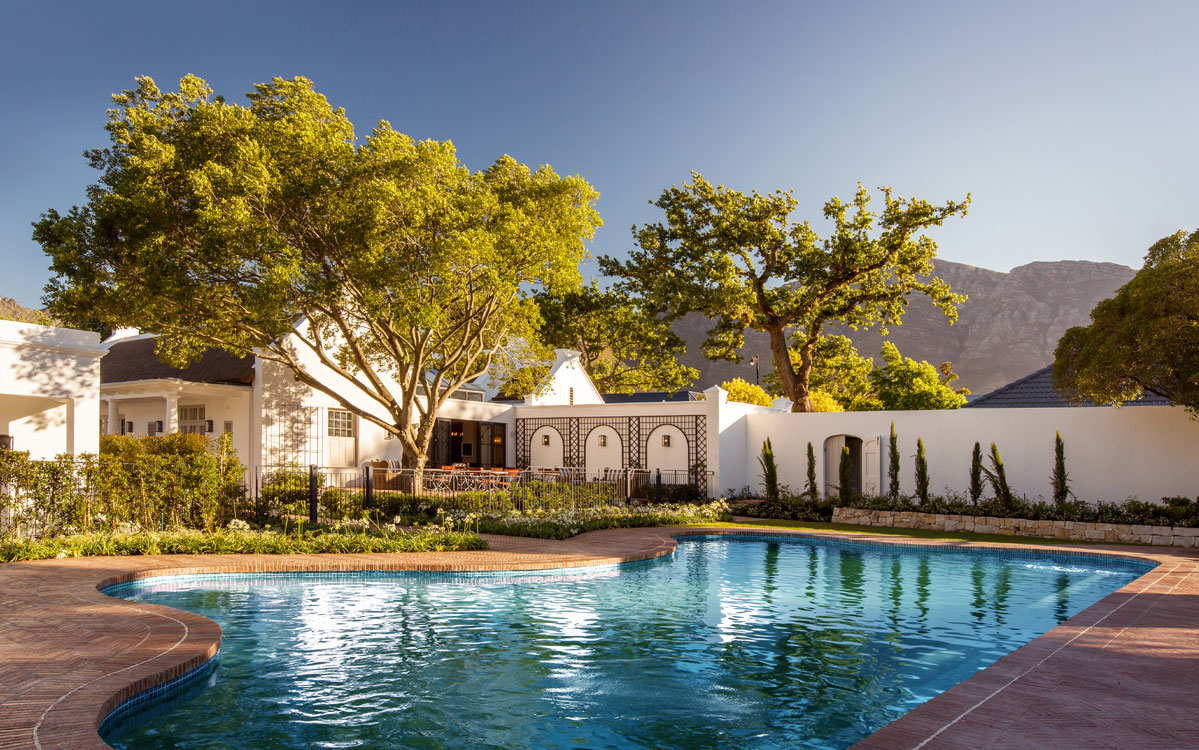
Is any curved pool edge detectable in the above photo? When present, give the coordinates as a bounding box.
[1,525,1194,750]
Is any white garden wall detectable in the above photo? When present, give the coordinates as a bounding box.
[737,406,1199,504]
[0,321,104,458]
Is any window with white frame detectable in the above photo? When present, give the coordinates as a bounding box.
[179,405,206,435]
[328,409,355,438]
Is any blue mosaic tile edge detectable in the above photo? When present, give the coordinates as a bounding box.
[97,652,219,737]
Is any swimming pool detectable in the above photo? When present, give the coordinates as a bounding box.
[101,535,1151,749]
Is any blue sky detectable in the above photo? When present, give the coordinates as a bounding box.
[2,0,1196,308]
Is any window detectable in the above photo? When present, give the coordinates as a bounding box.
[328,409,355,438]
[179,405,206,435]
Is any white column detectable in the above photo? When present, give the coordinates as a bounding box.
[165,392,179,434]
[107,398,120,435]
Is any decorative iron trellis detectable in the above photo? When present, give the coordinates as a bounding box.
[515,414,706,471]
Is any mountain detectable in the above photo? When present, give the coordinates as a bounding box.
[0,298,50,324]
[671,259,1136,396]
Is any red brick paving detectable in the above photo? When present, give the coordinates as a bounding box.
[0,526,1194,750]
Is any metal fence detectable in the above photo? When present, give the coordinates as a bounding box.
[0,455,713,538]
[251,465,715,524]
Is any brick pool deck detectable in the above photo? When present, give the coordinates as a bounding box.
[0,526,1195,750]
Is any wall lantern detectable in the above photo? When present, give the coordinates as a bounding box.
[662,435,671,447]
[598,434,607,447]
[541,434,551,446]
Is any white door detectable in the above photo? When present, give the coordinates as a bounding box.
[327,409,357,467]
[863,435,882,496]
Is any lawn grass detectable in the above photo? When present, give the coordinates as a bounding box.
[698,517,1116,547]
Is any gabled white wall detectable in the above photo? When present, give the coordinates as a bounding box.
[527,349,605,406]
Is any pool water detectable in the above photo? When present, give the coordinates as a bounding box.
[102,536,1150,750]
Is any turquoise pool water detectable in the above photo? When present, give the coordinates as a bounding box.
[102,536,1150,750]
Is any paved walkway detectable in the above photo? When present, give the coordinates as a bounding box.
[0,526,1195,750]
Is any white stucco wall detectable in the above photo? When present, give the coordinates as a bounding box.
[743,406,1199,504]
[0,321,104,458]
[100,389,252,462]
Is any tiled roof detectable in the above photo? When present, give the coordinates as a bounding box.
[101,338,254,386]
[602,391,703,404]
[965,366,1171,409]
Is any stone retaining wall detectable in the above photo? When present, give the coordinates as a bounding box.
[831,507,1199,547]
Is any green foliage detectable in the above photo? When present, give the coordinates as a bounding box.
[0,526,485,563]
[1051,431,1071,508]
[524,281,696,395]
[766,335,880,411]
[600,174,968,412]
[887,422,900,501]
[984,442,1014,508]
[839,492,1199,529]
[870,342,968,410]
[838,446,854,504]
[731,491,833,523]
[914,437,930,504]
[807,389,844,412]
[759,438,780,503]
[1054,229,1199,416]
[1,435,245,536]
[725,378,774,407]
[805,442,818,501]
[454,500,734,540]
[36,75,602,470]
[969,442,984,505]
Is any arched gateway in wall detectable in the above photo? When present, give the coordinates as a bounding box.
[515,415,706,473]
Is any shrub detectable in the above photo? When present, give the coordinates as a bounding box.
[984,442,1013,508]
[759,439,780,504]
[456,500,734,540]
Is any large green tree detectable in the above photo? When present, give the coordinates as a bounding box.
[528,282,696,394]
[1053,229,1199,416]
[869,342,967,410]
[600,174,968,411]
[35,75,601,474]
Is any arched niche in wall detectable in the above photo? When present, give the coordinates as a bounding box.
[530,425,565,468]
[584,425,622,473]
[645,424,688,474]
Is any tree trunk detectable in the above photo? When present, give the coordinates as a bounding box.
[766,325,813,412]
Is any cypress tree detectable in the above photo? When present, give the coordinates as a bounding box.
[805,441,818,501]
[968,441,983,504]
[1051,431,1070,508]
[914,437,930,505]
[887,422,900,502]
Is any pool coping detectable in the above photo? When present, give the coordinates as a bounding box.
[0,525,1195,750]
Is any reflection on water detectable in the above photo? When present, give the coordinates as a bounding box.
[105,537,1148,750]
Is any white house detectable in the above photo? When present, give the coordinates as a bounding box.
[96,331,1199,504]
[0,319,105,458]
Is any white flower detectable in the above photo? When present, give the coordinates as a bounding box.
[227,518,251,531]
[384,523,398,532]
[94,512,107,523]
[55,550,68,559]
